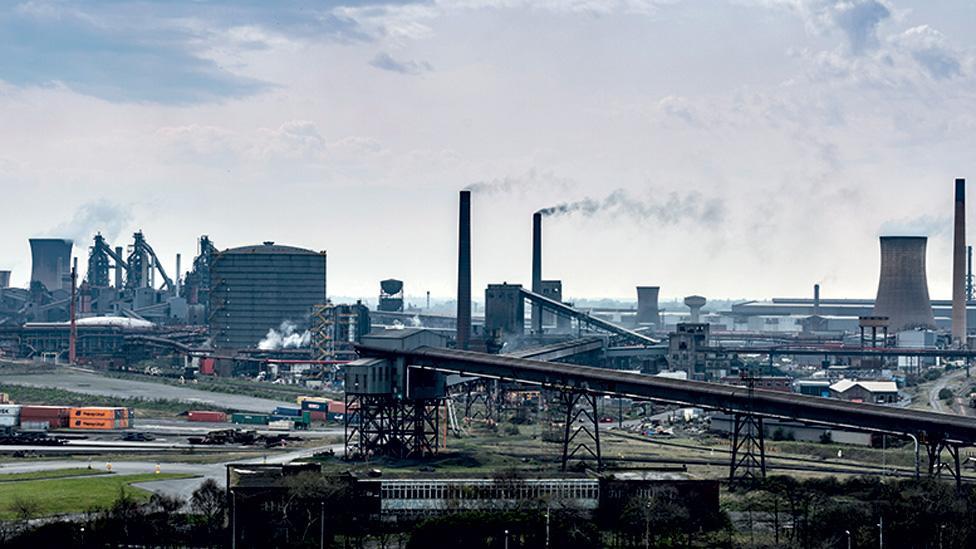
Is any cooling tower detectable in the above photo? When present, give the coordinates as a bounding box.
[531,212,542,333]
[636,286,661,326]
[872,236,936,332]
[457,190,472,350]
[953,178,967,344]
[29,238,73,291]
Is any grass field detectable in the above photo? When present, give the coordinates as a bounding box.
[0,383,228,417]
[0,468,110,482]
[0,471,198,519]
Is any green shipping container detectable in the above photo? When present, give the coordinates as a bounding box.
[231,413,269,425]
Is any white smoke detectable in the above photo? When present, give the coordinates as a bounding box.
[410,315,422,327]
[258,320,310,350]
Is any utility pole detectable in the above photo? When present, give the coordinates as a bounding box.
[68,264,77,365]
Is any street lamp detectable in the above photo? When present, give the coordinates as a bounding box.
[845,529,851,549]
[504,529,509,549]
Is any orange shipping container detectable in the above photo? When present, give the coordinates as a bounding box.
[70,418,116,430]
[69,407,125,420]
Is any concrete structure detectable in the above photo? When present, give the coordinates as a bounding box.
[378,279,404,312]
[668,323,720,380]
[29,238,72,291]
[485,283,524,337]
[539,279,563,327]
[872,236,936,332]
[359,328,449,352]
[456,190,471,350]
[209,243,327,350]
[953,178,967,344]
[636,286,660,327]
[684,295,706,323]
[829,379,899,404]
[0,271,9,289]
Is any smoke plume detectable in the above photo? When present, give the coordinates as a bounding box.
[464,169,575,195]
[538,188,725,227]
[50,201,133,245]
[258,320,310,350]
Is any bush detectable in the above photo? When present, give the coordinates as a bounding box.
[939,388,954,401]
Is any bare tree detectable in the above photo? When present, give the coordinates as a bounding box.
[9,496,39,531]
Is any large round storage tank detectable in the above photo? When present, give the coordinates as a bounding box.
[209,243,327,350]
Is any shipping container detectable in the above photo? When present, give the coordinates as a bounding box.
[69,418,121,430]
[187,411,228,423]
[0,404,21,416]
[69,407,127,420]
[273,407,302,417]
[20,405,70,418]
[200,358,215,375]
[0,416,17,427]
[327,401,347,414]
[297,395,329,406]
[301,400,329,411]
[267,419,292,431]
[231,413,269,425]
[20,421,50,431]
[309,411,328,422]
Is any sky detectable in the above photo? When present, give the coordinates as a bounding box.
[1,0,975,302]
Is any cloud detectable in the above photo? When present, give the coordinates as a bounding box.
[369,52,432,74]
[895,25,963,80]
[760,0,891,54]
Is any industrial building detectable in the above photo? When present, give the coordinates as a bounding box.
[209,242,327,350]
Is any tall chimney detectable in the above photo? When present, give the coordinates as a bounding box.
[953,178,967,345]
[813,284,821,316]
[175,253,182,296]
[457,190,472,350]
[531,212,542,333]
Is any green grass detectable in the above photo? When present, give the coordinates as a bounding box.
[0,472,197,519]
[0,468,110,482]
[0,383,228,417]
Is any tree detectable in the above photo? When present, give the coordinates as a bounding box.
[9,496,39,530]
[191,478,226,545]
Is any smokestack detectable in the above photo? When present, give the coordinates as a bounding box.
[176,253,182,296]
[457,190,472,350]
[814,284,821,315]
[953,178,967,345]
[872,236,936,332]
[531,212,542,333]
[0,271,10,289]
[114,246,124,288]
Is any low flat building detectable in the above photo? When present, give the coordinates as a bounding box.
[829,379,899,404]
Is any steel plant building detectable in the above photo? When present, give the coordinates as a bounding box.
[209,242,327,350]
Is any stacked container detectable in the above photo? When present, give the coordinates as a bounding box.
[273,407,302,417]
[68,407,130,430]
[327,401,347,421]
[0,405,20,428]
[20,406,70,430]
[300,399,329,412]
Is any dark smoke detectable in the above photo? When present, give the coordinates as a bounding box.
[464,170,574,195]
[538,189,725,227]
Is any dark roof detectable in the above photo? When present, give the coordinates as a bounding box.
[220,243,323,256]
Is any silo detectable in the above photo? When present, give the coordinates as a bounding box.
[209,242,327,350]
[872,236,936,332]
[636,286,660,326]
[29,238,73,291]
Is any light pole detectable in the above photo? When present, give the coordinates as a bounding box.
[878,516,883,549]
[545,506,550,548]
[504,529,509,549]
[845,529,851,549]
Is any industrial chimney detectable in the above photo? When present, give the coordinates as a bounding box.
[456,190,472,350]
[813,284,821,316]
[29,238,73,291]
[872,236,936,332]
[636,286,661,326]
[952,178,967,345]
[531,212,542,333]
[0,271,9,288]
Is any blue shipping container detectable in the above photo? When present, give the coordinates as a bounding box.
[301,401,328,411]
[273,407,302,417]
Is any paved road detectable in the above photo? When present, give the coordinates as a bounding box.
[0,440,344,501]
[2,370,294,412]
[927,368,969,414]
